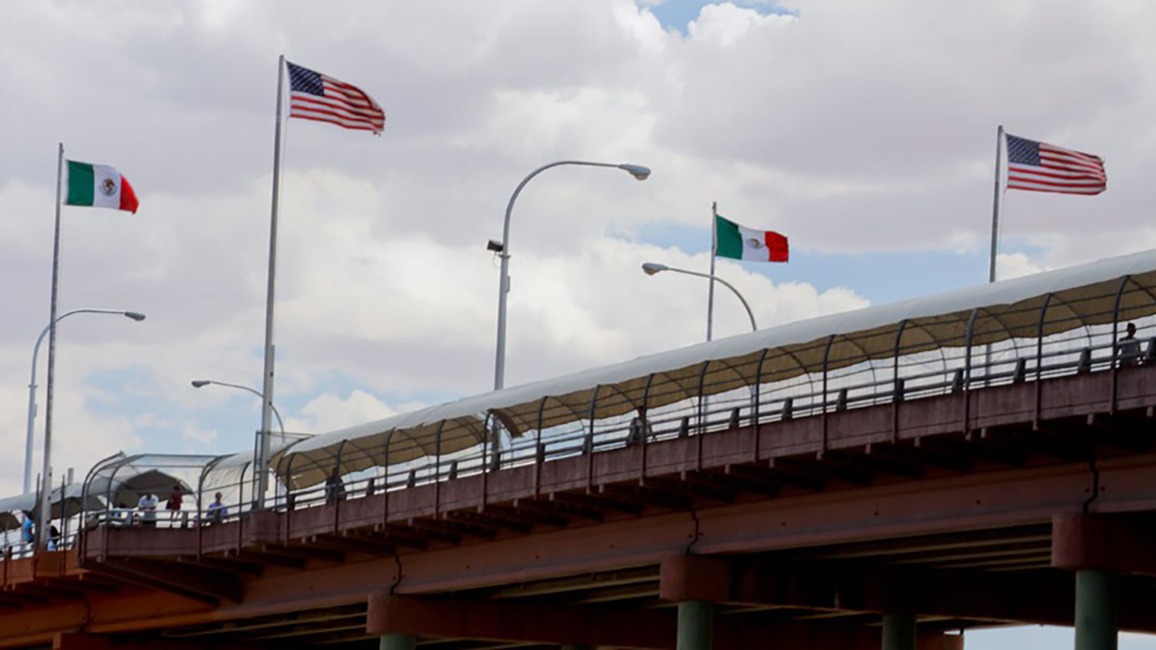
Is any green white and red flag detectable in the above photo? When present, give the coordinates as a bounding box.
[64,160,139,213]
[714,214,787,262]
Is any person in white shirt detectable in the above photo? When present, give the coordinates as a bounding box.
[137,492,159,527]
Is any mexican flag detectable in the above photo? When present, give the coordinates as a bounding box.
[64,160,139,214]
[715,215,788,262]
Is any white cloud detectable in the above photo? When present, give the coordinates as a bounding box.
[297,390,407,433]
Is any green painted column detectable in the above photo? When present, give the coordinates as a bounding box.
[882,613,917,650]
[379,633,416,650]
[677,600,713,650]
[1075,569,1118,650]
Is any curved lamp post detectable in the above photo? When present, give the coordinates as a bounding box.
[493,161,651,390]
[642,262,757,334]
[191,379,286,443]
[24,309,146,494]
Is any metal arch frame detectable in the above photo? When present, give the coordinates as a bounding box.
[972,306,1027,381]
[759,344,820,420]
[270,433,312,494]
[589,383,642,423]
[827,331,884,400]
[78,451,126,562]
[196,453,234,558]
[891,319,956,393]
[531,396,591,434]
[636,370,692,419]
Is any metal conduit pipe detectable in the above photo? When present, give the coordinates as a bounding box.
[1110,275,1134,414]
[1033,293,1056,424]
[695,361,711,472]
[892,319,910,400]
[236,460,247,548]
[534,397,548,497]
[640,372,656,474]
[752,348,770,459]
[433,420,447,516]
[1036,292,1055,376]
[963,307,980,383]
[821,334,837,452]
[961,308,981,436]
[332,439,347,533]
[892,320,910,443]
[585,385,602,491]
[695,361,711,434]
[382,428,397,526]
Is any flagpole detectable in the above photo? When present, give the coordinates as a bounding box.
[256,55,286,510]
[982,125,1006,386]
[988,125,1005,284]
[37,143,64,547]
[707,202,718,342]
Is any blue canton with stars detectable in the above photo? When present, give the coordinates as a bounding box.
[1006,134,1041,166]
[287,62,324,96]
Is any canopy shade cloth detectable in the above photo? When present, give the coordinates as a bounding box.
[85,461,197,510]
[0,483,103,531]
[272,248,1156,489]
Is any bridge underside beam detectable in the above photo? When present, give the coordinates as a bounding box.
[53,632,261,650]
[1053,513,1156,575]
[658,554,1156,633]
[365,593,960,650]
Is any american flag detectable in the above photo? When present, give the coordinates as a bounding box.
[1005,133,1106,195]
[286,61,385,135]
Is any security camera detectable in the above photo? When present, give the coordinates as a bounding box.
[487,240,504,253]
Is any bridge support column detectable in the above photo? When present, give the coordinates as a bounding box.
[379,633,416,650]
[1051,514,1143,650]
[677,599,713,650]
[1075,569,1117,650]
[882,613,917,650]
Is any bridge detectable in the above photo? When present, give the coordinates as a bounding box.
[6,249,1156,650]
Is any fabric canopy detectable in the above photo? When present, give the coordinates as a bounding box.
[271,248,1156,489]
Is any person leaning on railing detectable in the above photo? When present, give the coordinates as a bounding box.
[137,492,158,527]
[206,492,227,524]
[1117,322,1142,368]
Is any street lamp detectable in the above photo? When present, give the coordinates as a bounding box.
[24,309,145,494]
[492,160,651,390]
[191,379,286,442]
[641,262,757,335]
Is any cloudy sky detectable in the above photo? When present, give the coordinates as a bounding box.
[2,1,1155,645]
